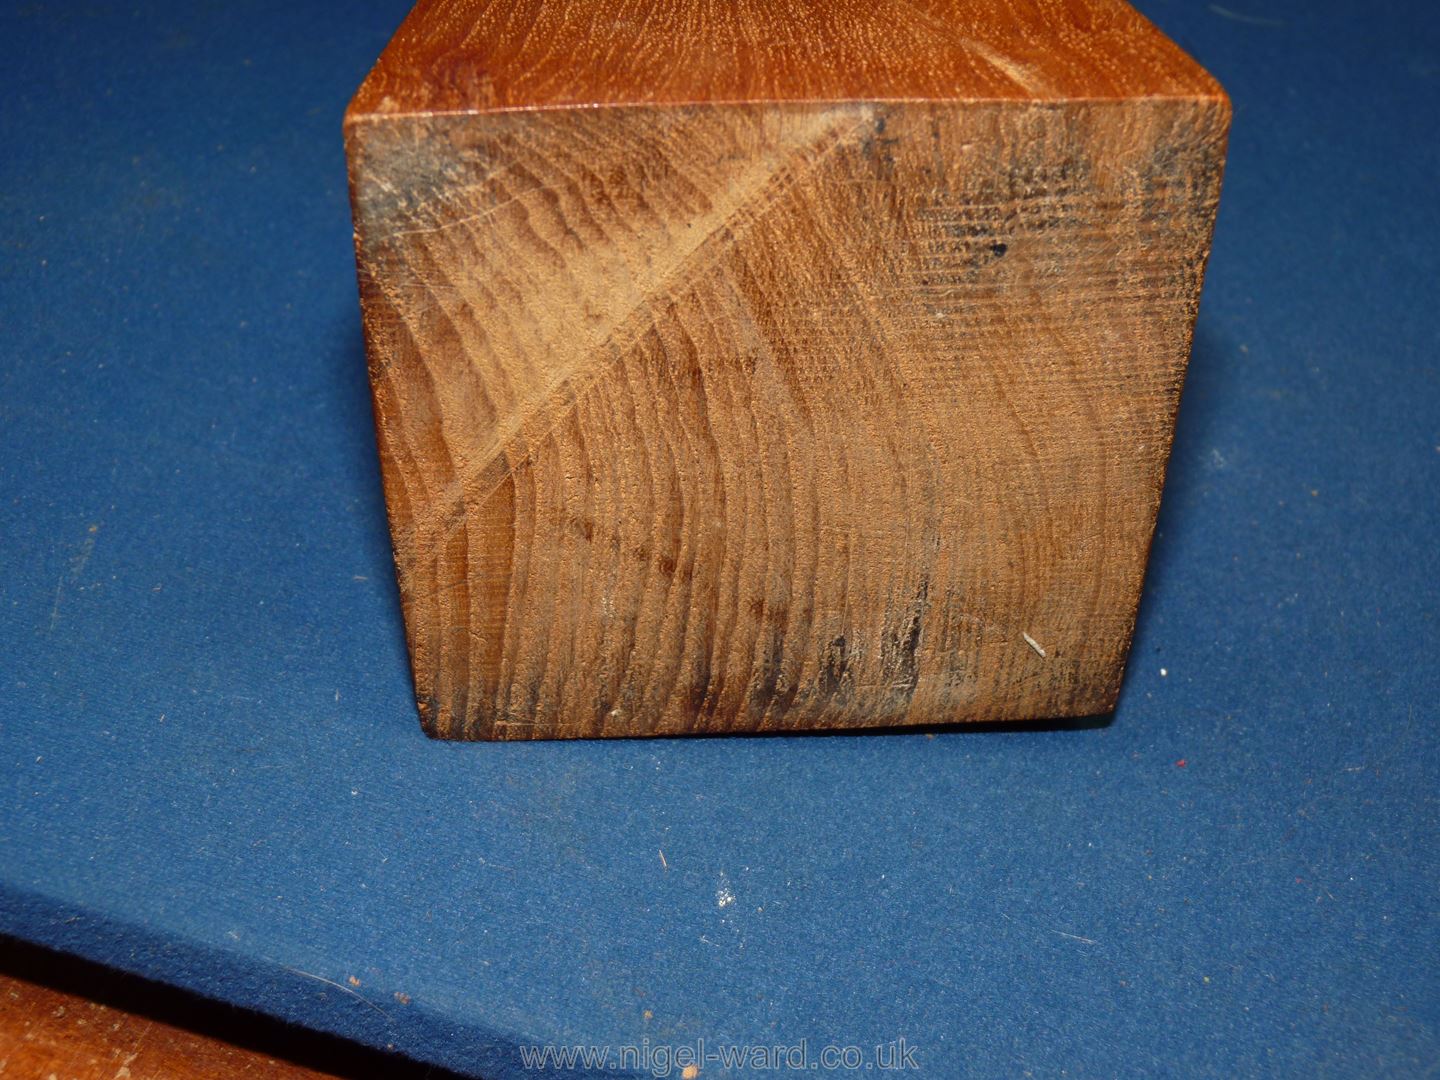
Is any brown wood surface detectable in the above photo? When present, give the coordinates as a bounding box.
[0,939,461,1079]
[346,0,1228,739]
[350,0,1220,114]
[0,974,338,1080]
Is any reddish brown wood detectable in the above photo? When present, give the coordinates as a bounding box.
[350,0,1222,114]
[0,943,443,1080]
[346,0,1228,739]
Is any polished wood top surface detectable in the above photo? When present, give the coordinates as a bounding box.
[350,0,1224,119]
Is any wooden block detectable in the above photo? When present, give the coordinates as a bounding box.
[345,0,1228,740]
[0,940,435,1080]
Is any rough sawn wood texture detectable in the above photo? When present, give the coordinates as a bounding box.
[345,0,1229,739]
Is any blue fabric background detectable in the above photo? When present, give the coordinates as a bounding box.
[1,0,1436,1076]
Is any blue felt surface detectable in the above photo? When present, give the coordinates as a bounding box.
[2,0,1438,1076]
